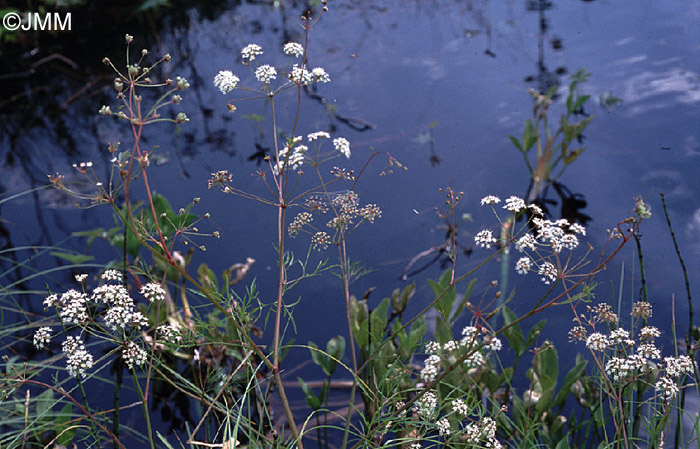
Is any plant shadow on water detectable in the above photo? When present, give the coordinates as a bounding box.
[0,1,699,449]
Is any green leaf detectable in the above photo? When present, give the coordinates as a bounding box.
[553,356,587,408]
[369,298,389,346]
[451,278,476,323]
[555,435,571,449]
[326,336,345,375]
[522,120,537,152]
[152,193,177,235]
[406,316,426,356]
[138,0,171,12]
[55,403,75,446]
[428,270,456,321]
[392,283,415,314]
[524,319,547,350]
[35,389,54,418]
[156,430,177,449]
[534,341,558,392]
[501,307,524,356]
[197,263,218,295]
[350,297,369,349]
[533,341,558,415]
[49,251,94,264]
[308,341,330,375]
[574,94,590,111]
[434,315,453,345]
[298,377,322,410]
[242,113,265,122]
[509,135,524,152]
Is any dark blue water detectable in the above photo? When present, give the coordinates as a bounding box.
[2,0,699,445]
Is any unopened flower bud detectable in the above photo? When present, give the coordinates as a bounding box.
[212,231,220,238]
[163,53,171,62]
[227,104,237,113]
[128,65,140,77]
[114,78,124,92]
[99,105,112,116]
[193,198,201,204]
[175,112,189,123]
[102,57,110,64]
[176,77,190,90]
[172,94,182,104]
[141,49,148,56]
[125,34,133,44]
[203,213,210,218]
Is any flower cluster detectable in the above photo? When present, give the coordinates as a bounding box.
[93,283,148,331]
[55,289,89,324]
[140,282,166,302]
[122,341,148,370]
[241,44,263,62]
[464,417,502,449]
[288,189,381,250]
[276,138,307,173]
[39,271,171,377]
[157,324,183,344]
[214,71,239,94]
[214,43,330,95]
[283,42,304,57]
[413,391,438,420]
[255,65,277,84]
[208,170,233,189]
[403,332,506,447]
[62,336,94,378]
[333,137,351,158]
[419,326,501,384]
[288,212,313,238]
[311,231,332,250]
[477,195,588,285]
[574,302,696,401]
[33,327,52,350]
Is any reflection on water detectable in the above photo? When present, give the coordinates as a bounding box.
[1,0,699,444]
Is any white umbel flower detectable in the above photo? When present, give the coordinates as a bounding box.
[241,44,263,62]
[333,137,351,158]
[33,327,52,350]
[255,65,277,84]
[214,70,239,94]
[283,42,304,57]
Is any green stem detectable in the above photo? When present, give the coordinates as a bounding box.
[132,369,155,449]
[631,232,647,439]
[76,376,102,449]
[113,360,123,447]
[660,193,694,449]
[19,379,125,449]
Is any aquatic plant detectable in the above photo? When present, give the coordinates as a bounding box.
[0,8,697,449]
